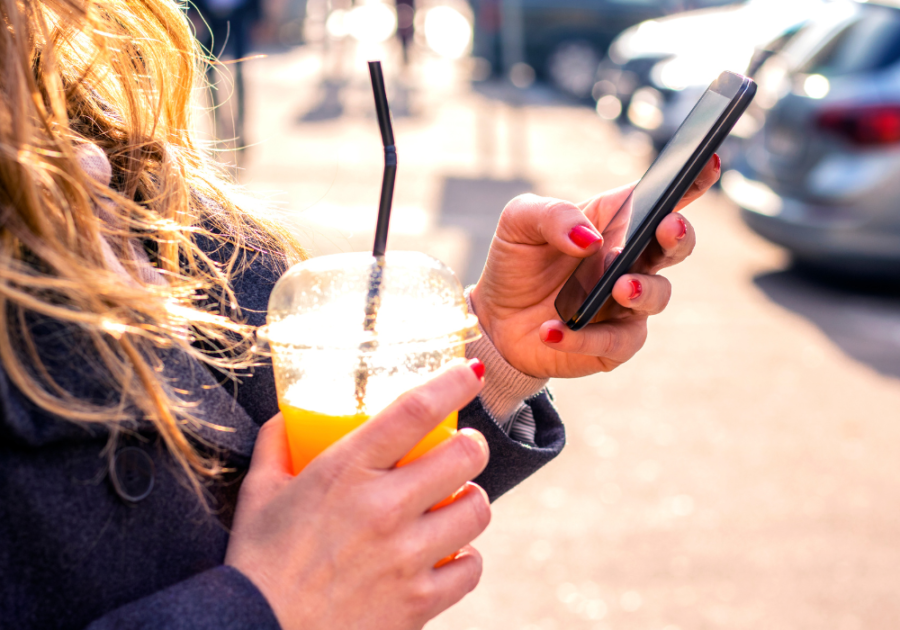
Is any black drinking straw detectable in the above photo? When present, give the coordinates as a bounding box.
[368,60,396,257]
[354,61,397,412]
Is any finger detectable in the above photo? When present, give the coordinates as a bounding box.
[575,181,636,224]
[674,153,721,211]
[390,430,490,516]
[425,546,484,617]
[335,360,484,471]
[539,318,647,362]
[639,212,696,274]
[415,483,491,566]
[496,193,604,257]
[610,274,672,316]
[248,413,292,478]
[239,414,293,513]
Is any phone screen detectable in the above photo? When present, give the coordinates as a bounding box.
[555,89,733,323]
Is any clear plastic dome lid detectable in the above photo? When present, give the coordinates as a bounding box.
[258,251,480,351]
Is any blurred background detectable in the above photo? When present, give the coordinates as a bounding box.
[191,0,900,627]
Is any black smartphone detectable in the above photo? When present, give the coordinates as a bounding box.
[555,71,756,330]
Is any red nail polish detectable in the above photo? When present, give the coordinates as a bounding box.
[628,279,642,300]
[568,225,602,249]
[468,358,485,380]
[676,214,687,239]
[713,153,721,171]
[544,328,564,344]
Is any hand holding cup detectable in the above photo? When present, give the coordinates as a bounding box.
[225,361,491,630]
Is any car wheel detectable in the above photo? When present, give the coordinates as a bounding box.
[547,40,600,98]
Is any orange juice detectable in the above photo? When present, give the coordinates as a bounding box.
[282,404,458,475]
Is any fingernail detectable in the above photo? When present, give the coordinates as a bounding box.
[544,328,564,344]
[568,225,602,249]
[434,551,460,569]
[675,214,687,239]
[713,153,721,172]
[628,279,642,301]
[468,358,485,380]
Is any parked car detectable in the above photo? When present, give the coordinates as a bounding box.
[722,0,900,276]
[472,0,741,97]
[595,0,825,147]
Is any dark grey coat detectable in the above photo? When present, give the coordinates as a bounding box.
[0,245,565,630]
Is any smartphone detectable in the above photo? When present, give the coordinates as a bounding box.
[555,71,757,330]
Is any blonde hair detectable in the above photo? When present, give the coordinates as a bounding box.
[0,0,304,494]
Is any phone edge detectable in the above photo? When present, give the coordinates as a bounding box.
[562,74,757,331]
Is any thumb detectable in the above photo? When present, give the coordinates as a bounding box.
[235,414,292,516]
[249,413,293,478]
[497,194,603,258]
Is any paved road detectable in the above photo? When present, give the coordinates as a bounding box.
[236,42,900,630]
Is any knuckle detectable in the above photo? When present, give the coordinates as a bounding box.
[305,451,353,490]
[542,198,577,216]
[255,417,280,443]
[369,495,406,537]
[465,490,492,533]
[394,536,424,572]
[400,389,442,424]
[541,199,581,229]
[407,576,439,616]
[578,328,606,356]
[505,192,539,209]
[571,332,590,355]
[603,333,623,359]
[500,193,537,220]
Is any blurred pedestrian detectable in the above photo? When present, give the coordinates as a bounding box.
[396,0,415,64]
[191,0,263,148]
[472,0,502,77]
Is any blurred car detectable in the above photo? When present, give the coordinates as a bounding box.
[595,0,825,147]
[472,0,740,97]
[722,0,900,276]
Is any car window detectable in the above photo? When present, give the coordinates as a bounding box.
[766,23,806,55]
[800,5,900,76]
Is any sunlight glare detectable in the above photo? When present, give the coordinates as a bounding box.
[347,2,397,44]
[424,6,473,59]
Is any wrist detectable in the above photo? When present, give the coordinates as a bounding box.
[465,287,548,426]
[468,283,496,342]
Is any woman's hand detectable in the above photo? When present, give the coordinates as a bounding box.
[470,156,720,379]
[226,362,491,630]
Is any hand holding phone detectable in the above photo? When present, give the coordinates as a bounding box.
[468,168,717,380]
[555,71,756,330]
[467,76,741,380]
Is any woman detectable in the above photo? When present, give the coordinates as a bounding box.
[0,1,719,629]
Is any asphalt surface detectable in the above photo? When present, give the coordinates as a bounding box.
[231,40,900,630]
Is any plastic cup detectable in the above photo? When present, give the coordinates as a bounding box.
[258,251,481,476]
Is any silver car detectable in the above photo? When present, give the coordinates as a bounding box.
[595,0,821,148]
[723,0,900,275]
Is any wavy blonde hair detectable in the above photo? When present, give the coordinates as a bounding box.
[0,0,304,493]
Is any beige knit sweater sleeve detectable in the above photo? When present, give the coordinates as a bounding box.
[465,289,549,445]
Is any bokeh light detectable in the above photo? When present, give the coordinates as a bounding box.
[802,73,831,99]
[424,6,472,59]
[346,1,397,45]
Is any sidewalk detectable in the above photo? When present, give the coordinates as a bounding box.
[235,39,900,630]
